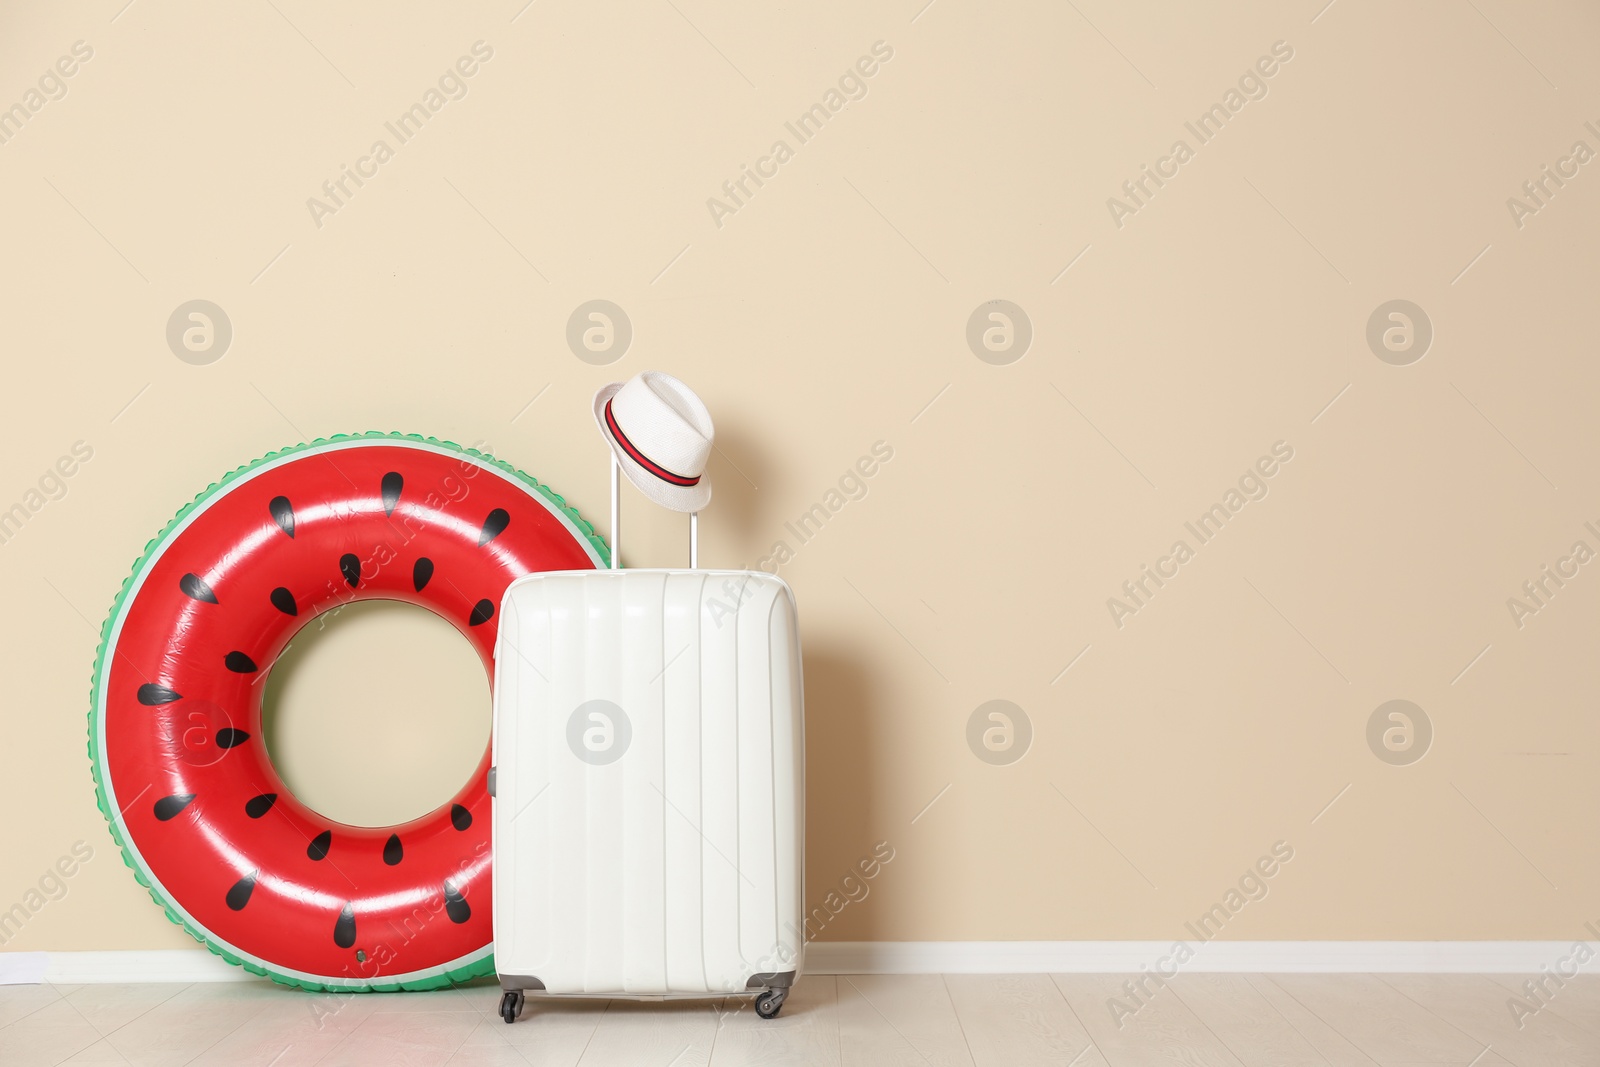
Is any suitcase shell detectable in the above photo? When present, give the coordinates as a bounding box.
[490,567,805,1000]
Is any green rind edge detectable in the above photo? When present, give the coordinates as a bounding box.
[86,431,611,993]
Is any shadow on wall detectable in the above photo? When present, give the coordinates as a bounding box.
[700,424,902,944]
[706,417,767,556]
[801,641,897,943]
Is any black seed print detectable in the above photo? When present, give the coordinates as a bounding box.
[216,728,250,749]
[269,496,295,538]
[245,793,278,819]
[450,804,472,831]
[307,831,332,861]
[478,508,510,547]
[179,573,218,604]
[270,587,298,616]
[443,880,471,924]
[340,553,360,588]
[413,558,433,592]
[383,834,403,866]
[226,871,258,911]
[224,651,258,673]
[153,794,196,821]
[381,472,403,516]
[468,599,494,626]
[334,904,357,948]
[137,684,181,706]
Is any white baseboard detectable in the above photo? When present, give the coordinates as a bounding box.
[805,941,1565,974]
[43,950,256,984]
[25,942,1567,984]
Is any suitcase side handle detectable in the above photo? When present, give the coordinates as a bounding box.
[610,453,698,570]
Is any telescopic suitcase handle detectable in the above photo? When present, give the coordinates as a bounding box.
[610,453,698,570]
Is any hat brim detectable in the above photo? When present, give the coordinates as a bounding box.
[593,382,713,514]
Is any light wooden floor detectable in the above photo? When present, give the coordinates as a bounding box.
[0,972,1591,1066]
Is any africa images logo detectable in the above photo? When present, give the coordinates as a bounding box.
[705,41,894,228]
[1105,40,1294,229]
[1106,442,1294,628]
[306,42,494,228]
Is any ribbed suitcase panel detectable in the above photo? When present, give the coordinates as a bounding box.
[661,572,707,992]
[697,577,742,990]
[545,577,589,983]
[617,572,665,991]
[493,570,803,996]
[772,595,805,964]
[489,583,526,969]
[734,582,778,972]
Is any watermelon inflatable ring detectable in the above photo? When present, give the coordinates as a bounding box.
[88,433,607,990]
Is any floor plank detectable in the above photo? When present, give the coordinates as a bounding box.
[186,984,384,1067]
[101,983,284,1067]
[442,1046,535,1067]
[1382,973,1600,1066]
[1267,974,1484,1064]
[317,1008,483,1067]
[708,976,842,1067]
[836,975,976,1067]
[1052,974,1244,1067]
[0,983,63,1030]
[1167,974,1327,1066]
[62,982,190,1038]
[943,973,1106,1067]
[572,999,720,1067]
[1480,973,1600,1037]
[0,997,103,1067]
[58,1038,135,1065]
[367,988,486,1014]
[459,995,611,1066]
[1242,974,1379,1066]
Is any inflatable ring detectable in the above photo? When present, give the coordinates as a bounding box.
[88,433,607,991]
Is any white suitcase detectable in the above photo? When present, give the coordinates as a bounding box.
[489,459,805,1023]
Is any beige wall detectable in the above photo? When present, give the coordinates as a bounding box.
[2,0,1597,952]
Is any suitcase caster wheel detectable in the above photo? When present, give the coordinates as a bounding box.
[499,990,524,1024]
[755,990,786,1019]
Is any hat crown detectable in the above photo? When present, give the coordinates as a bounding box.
[609,372,713,480]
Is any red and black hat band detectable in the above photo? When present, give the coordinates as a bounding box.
[604,399,702,487]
